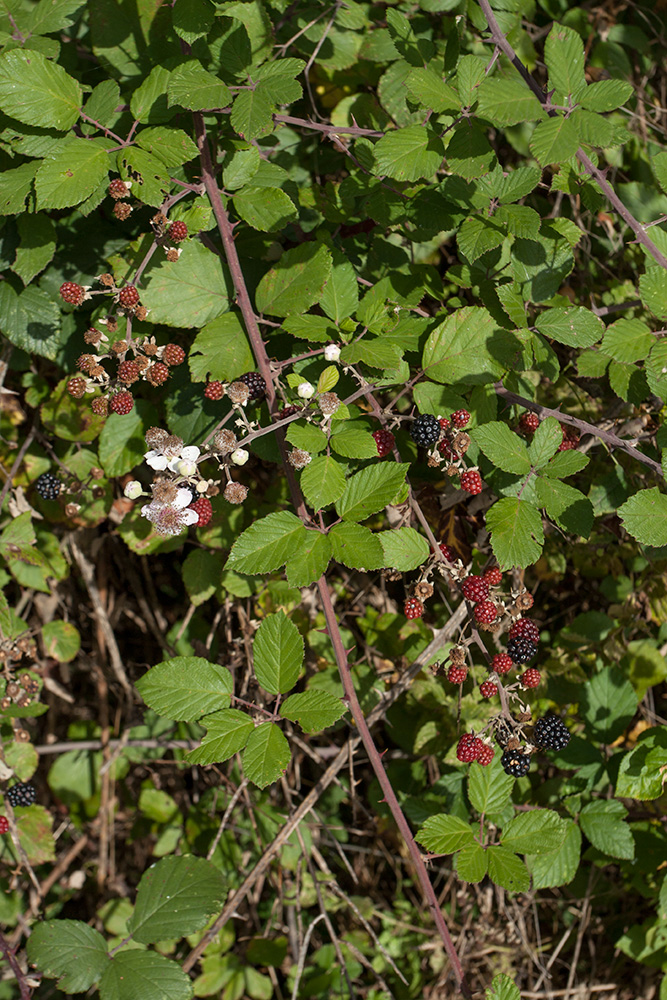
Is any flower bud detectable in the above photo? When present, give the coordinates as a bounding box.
[324,344,341,362]
[297,381,315,399]
[231,448,249,466]
[124,480,144,499]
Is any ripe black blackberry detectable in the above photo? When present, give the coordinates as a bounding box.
[507,636,537,664]
[410,413,440,448]
[501,749,531,778]
[534,714,570,751]
[6,782,36,808]
[238,371,266,400]
[35,472,62,500]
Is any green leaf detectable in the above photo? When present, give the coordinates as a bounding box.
[319,250,359,323]
[579,800,635,859]
[373,125,444,182]
[233,186,297,232]
[0,283,60,360]
[579,79,634,112]
[468,755,514,814]
[472,422,532,475]
[188,312,254,383]
[168,60,231,110]
[227,511,308,574]
[118,146,170,207]
[536,479,593,537]
[529,115,580,165]
[41,621,80,663]
[242,722,291,788]
[416,814,475,854]
[286,423,328,454]
[485,973,521,1000]
[528,417,562,468]
[580,665,638,743]
[26,921,109,993]
[544,450,589,478]
[285,532,331,588]
[405,68,461,112]
[501,809,567,855]
[457,216,505,264]
[646,341,667,400]
[445,122,496,179]
[616,727,667,800]
[0,49,81,129]
[335,463,409,522]
[130,65,173,124]
[99,950,193,1000]
[136,657,233,722]
[182,549,220,606]
[477,75,546,126]
[253,611,304,695]
[187,709,254,765]
[329,424,377,460]
[526,819,581,889]
[535,306,604,348]
[13,213,56,285]
[601,318,654,363]
[35,137,108,209]
[423,306,510,384]
[142,240,231,328]
[378,526,430,571]
[317,365,339,394]
[486,497,545,569]
[128,855,226,944]
[487,847,530,892]
[98,403,149,477]
[255,58,304,103]
[329,522,385,570]
[255,243,332,317]
[173,0,215,44]
[0,161,37,216]
[340,339,402,370]
[26,0,86,33]
[136,126,199,168]
[3,804,54,864]
[280,690,347,733]
[640,265,667,318]
[494,204,541,240]
[231,88,274,140]
[545,23,586,100]
[618,489,667,547]
[454,841,488,883]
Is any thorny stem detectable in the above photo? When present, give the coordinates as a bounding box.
[477,0,667,271]
[195,111,473,998]
[494,381,663,477]
[0,930,31,1000]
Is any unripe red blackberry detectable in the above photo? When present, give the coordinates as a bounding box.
[437,438,452,459]
[480,680,497,698]
[0,816,8,834]
[477,742,494,766]
[163,344,185,366]
[438,416,450,430]
[204,381,224,400]
[474,601,498,624]
[492,653,513,675]
[404,597,424,620]
[461,575,489,602]
[558,424,580,451]
[460,469,482,494]
[109,178,130,200]
[117,360,140,384]
[438,542,454,561]
[91,397,109,416]
[447,665,467,684]
[508,618,540,644]
[168,220,188,242]
[410,413,440,447]
[146,362,170,386]
[67,377,86,398]
[520,668,541,688]
[456,733,480,763]
[118,284,140,309]
[372,428,395,457]
[77,354,96,372]
[519,412,540,433]
[109,391,134,415]
[189,497,212,526]
[60,281,84,306]
[451,409,470,428]
[483,566,502,587]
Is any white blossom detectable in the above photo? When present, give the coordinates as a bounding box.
[324,344,341,362]
[297,381,315,399]
[144,450,168,471]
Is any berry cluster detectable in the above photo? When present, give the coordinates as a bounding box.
[372,428,395,457]
[35,472,62,501]
[456,733,494,766]
[5,782,36,808]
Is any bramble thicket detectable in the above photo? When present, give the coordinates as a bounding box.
[0,0,667,998]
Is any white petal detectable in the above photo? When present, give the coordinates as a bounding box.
[167,456,182,472]
[141,503,157,521]
[177,459,197,477]
[183,509,199,525]
[145,452,168,471]
[180,445,200,462]
[174,488,193,509]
